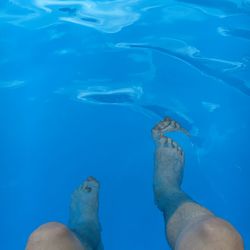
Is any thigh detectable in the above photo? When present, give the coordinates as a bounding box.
[26,222,85,250]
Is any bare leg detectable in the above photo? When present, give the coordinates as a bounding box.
[69,176,103,250]
[152,117,244,250]
[26,177,103,250]
[26,222,85,250]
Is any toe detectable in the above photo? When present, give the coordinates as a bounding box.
[163,137,175,148]
[80,177,100,193]
[159,136,184,157]
[86,176,100,188]
[152,117,190,138]
[82,183,92,193]
[177,145,184,157]
[87,176,98,182]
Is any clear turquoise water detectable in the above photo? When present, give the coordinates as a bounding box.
[1,1,250,249]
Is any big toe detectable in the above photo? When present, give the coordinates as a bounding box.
[80,176,100,193]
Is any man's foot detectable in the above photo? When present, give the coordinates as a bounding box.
[152,118,188,210]
[69,177,103,250]
[152,117,190,141]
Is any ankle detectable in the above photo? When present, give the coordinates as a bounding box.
[154,181,181,196]
[154,188,189,211]
[71,222,102,250]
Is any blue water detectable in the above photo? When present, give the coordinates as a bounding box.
[1,1,250,249]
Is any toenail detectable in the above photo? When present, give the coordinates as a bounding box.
[84,186,92,192]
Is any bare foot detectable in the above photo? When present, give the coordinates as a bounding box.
[152,117,190,141]
[152,118,187,210]
[69,177,103,250]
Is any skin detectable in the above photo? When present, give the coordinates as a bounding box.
[26,117,244,250]
[152,117,244,250]
[25,222,85,250]
[25,177,102,250]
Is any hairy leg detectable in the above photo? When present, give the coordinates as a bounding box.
[152,117,244,250]
[26,177,103,250]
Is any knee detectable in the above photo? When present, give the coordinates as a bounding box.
[176,217,244,250]
[198,217,243,246]
[26,222,70,247]
[29,222,69,238]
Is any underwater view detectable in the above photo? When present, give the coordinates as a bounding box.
[1,0,250,249]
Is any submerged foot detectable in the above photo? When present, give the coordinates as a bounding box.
[152,118,187,210]
[69,176,103,250]
[152,117,190,141]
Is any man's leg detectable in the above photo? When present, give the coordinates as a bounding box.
[152,117,244,250]
[26,222,85,250]
[26,177,103,250]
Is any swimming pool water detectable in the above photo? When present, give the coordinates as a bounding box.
[1,0,250,249]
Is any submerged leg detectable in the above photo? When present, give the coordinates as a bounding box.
[26,177,103,250]
[152,118,244,250]
[69,176,103,250]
